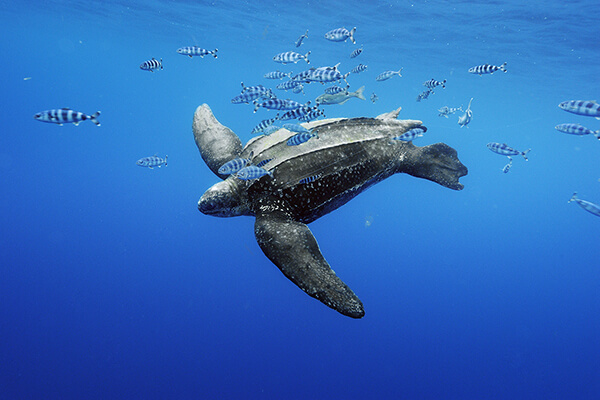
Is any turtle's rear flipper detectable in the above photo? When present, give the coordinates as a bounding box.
[404,142,468,190]
[254,203,365,318]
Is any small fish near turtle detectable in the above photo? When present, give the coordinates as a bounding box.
[193,104,468,318]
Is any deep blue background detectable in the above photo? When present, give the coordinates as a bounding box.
[2,1,600,398]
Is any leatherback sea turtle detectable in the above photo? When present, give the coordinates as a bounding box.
[194,104,468,318]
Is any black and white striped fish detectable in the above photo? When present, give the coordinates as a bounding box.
[502,158,513,174]
[295,30,308,47]
[569,193,600,218]
[276,80,302,91]
[487,142,530,160]
[298,107,325,122]
[424,79,446,90]
[218,153,253,175]
[351,64,368,74]
[324,27,356,44]
[555,123,600,138]
[264,71,292,79]
[235,165,273,180]
[468,62,507,75]
[392,127,426,142]
[558,100,600,119]
[254,98,305,113]
[273,51,311,64]
[376,69,402,81]
[140,57,163,72]
[350,46,363,58]
[287,131,318,146]
[416,89,433,102]
[251,115,279,134]
[176,47,217,58]
[34,108,101,126]
[279,105,317,121]
[299,175,319,184]
[137,155,168,169]
[324,85,348,95]
[438,106,463,118]
[305,64,349,84]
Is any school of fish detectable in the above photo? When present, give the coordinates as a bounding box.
[32,26,600,218]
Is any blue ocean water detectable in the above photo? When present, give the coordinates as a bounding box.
[2,0,600,398]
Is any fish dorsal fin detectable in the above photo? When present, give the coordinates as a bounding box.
[61,107,71,110]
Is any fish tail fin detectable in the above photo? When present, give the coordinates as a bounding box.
[212,49,218,58]
[165,155,168,166]
[594,130,600,139]
[500,62,507,72]
[569,192,578,203]
[349,27,356,44]
[91,111,101,126]
[397,68,403,77]
[305,51,311,64]
[442,79,447,88]
[522,148,531,161]
[355,86,366,100]
[160,58,163,69]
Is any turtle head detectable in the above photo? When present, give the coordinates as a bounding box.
[198,178,250,217]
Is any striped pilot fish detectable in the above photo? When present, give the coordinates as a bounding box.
[324,27,356,44]
[176,47,218,58]
[298,107,325,122]
[276,80,302,91]
[424,79,446,90]
[235,165,273,180]
[282,123,311,134]
[487,143,530,160]
[218,154,253,175]
[137,155,168,169]
[376,69,403,81]
[262,125,281,135]
[555,123,600,139]
[350,45,363,58]
[295,29,309,47]
[292,84,304,94]
[34,108,101,126]
[273,51,311,64]
[253,98,306,113]
[370,93,378,103]
[264,70,292,79]
[287,131,319,146]
[569,193,600,218]
[251,115,279,134]
[502,158,513,174]
[416,89,433,102]
[468,62,507,75]
[140,57,163,72]
[279,105,318,121]
[392,127,426,142]
[558,100,600,119]
[324,85,348,94]
[438,106,463,118]
[305,64,350,84]
[298,175,319,184]
[351,64,368,74]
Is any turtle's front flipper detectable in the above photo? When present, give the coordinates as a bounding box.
[193,104,243,179]
[403,142,468,190]
[254,203,365,318]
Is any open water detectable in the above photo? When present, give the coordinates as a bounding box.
[2,0,600,398]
